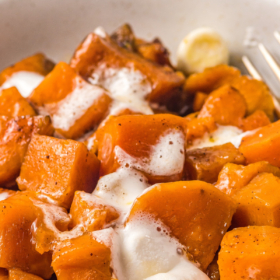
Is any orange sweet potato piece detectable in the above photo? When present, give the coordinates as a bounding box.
[0,87,36,117]
[230,76,274,121]
[0,53,54,86]
[232,173,280,227]
[96,114,187,184]
[70,33,185,104]
[218,226,280,279]
[127,181,237,270]
[0,194,53,279]
[193,91,208,111]
[185,143,245,183]
[17,135,100,209]
[52,232,112,280]
[184,64,241,94]
[0,115,54,188]
[215,161,280,196]
[239,120,280,167]
[240,110,271,131]
[186,116,217,144]
[198,85,247,127]
[29,62,112,139]
[8,268,43,280]
[69,191,119,231]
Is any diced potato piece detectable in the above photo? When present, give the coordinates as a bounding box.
[70,33,184,104]
[0,194,53,279]
[239,120,280,167]
[193,91,208,112]
[231,76,274,121]
[0,87,36,117]
[184,64,241,94]
[240,110,270,131]
[29,62,112,139]
[69,191,119,231]
[186,116,217,144]
[8,268,43,280]
[232,173,280,227]
[185,143,245,183]
[215,161,280,196]
[52,232,112,280]
[17,135,100,209]
[206,254,220,280]
[0,53,54,86]
[0,115,54,187]
[218,226,280,279]
[127,181,237,270]
[198,85,247,127]
[96,114,187,184]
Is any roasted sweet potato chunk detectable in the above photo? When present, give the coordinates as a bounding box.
[70,33,184,104]
[69,191,119,231]
[0,87,36,117]
[240,109,271,131]
[193,91,208,112]
[198,85,247,127]
[0,194,53,279]
[127,181,237,270]
[218,226,280,279]
[0,115,53,187]
[239,120,280,167]
[8,268,43,280]
[52,231,113,280]
[185,143,245,183]
[215,161,280,196]
[29,62,112,139]
[232,173,280,227]
[17,135,100,209]
[184,64,241,94]
[97,114,187,183]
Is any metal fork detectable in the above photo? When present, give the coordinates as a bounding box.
[242,32,280,117]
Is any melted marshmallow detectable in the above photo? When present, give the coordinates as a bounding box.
[94,168,150,214]
[115,130,185,176]
[0,192,12,201]
[189,125,246,150]
[1,71,44,97]
[38,77,105,131]
[116,217,209,280]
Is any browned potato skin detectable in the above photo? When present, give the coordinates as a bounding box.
[0,116,54,188]
[70,33,185,104]
[185,143,245,183]
[17,135,100,209]
[0,53,54,86]
[218,226,280,279]
[52,233,112,280]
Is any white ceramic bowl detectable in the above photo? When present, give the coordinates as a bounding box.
[1,0,280,94]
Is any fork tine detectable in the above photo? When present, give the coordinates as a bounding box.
[258,43,280,81]
[274,31,280,45]
[242,54,280,118]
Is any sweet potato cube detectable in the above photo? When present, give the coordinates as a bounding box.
[127,181,237,270]
[0,195,53,279]
[70,33,184,104]
[232,173,280,227]
[52,232,112,280]
[97,114,187,183]
[241,110,271,131]
[8,268,43,280]
[29,62,112,139]
[218,226,280,279]
[193,91,208,111]
[215,161,280,196]
[0,115,54,187]
[239,120,280,167]
[198,85,247,127]
[184,64,241,94]
[0,87,36,117]
[69,191,119,231]
[185,143,245,183]
[17,135,100,208]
